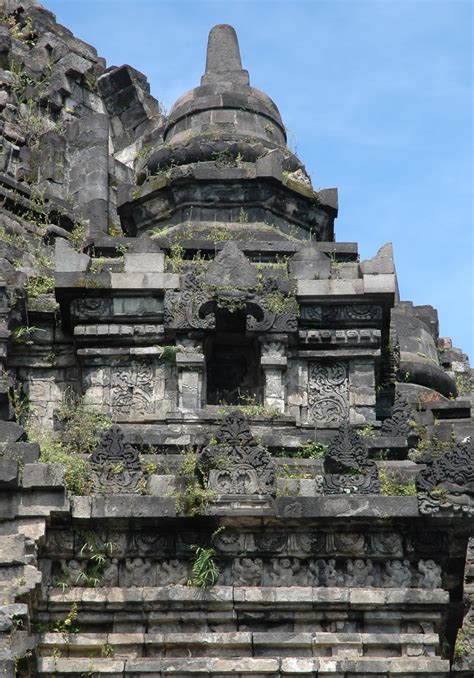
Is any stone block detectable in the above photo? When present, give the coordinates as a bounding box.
[130,496,177,518]
[22,463,64,488]
[123,252,164,273]
[109,272,180,290]
[363,272,397,294]
[0,534,25,565]
[361,243,395,275]
[0,421,25,443]
[0,494,18,520]
[71,496,92,518]
[148,475,176,497]
[233,587,276,605]
[281,657,319,672]
[16,518,47,542]
[18,484,69,511]
[0,459,19,487]
[350,589,385,605]
[298,478,322,497]
[297,279,364,296]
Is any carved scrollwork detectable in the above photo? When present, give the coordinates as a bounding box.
[111,360,154,415]
[308,361,349,425]
[323,422,380,495]
[163,244,298,333]
[301,303,383,324]
[199,412,276,496]
[88,425,144,494]
[71,297,112,320]
[381,393,413,437]
[416,438,474,516]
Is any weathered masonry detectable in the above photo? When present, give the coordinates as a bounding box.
[0,3,472,677]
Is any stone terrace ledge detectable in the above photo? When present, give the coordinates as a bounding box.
[37,656,450,675]
[70,494,423,520]
[46,585,449,608]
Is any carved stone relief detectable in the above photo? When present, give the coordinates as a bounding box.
[199,411,276,496]
[164,243,298,333]
[416,438,474,516]
[54,554,441,589]
[308,361,349,426]
[301,304,383,324]
[323,422,380,494]
[88,425,144,494]
[111,360,155,415]
[381,393,413,437]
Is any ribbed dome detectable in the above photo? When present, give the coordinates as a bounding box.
[163,25,286,146]
[125,24,337,244]
[144,24,302,177]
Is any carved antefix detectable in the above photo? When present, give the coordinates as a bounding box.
[323,422,380,494]
[164,242,298,333]
[381,392,413,437]
[199,411,276,496]
[416,438,474,516]
[88,425,144,494]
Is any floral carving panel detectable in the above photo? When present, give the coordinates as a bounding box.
[111,360,155,415]
[308,361,349,425]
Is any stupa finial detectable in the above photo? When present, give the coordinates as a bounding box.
[202,24,249,85]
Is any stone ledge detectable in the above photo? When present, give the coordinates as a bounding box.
[275,495,419,518]
[71,495,177,519]
[36,655,450,674]
[39,630,439,651]
[46,586,449,609]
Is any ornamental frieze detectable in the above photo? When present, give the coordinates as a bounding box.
[300,303,383,324]
[53,555,442,589]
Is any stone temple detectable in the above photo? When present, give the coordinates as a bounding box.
[0,3,472,677]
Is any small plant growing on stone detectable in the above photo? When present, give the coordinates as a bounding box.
[359,422,376,437]
[53,602,79,634]
[454,623,474,658]
[28,392,111,495]
[292,441,328,459]
[165,243,185,273]
[76,532,114,587]
[8,377,31,427]
[11,325,44,345]
[174,447,216,516]
[239,207,248,224]
[378,469,417,496]
[187,527,224,587]
[83,71,98,92]
[409,432,457,463]
[68,220,89,252]
[24,274,55,298]
[101,643,114,658]
[155,344,182,363]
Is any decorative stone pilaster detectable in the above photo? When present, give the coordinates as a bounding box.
[176,341,205,412]
[259,336,287,413]
[348,357,377,424]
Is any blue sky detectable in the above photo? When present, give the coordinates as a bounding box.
[45,0,473,358]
